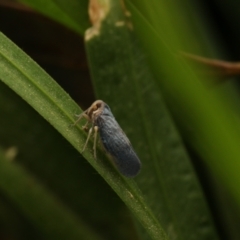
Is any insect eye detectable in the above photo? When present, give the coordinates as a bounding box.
[92,105,97,111]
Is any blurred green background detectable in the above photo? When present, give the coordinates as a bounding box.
[0,0,240,239]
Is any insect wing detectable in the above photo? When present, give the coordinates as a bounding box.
[96,108,141,177]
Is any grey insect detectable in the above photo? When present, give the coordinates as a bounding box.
[73,100,141,177]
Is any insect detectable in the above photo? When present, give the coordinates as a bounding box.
[73,100,141,177]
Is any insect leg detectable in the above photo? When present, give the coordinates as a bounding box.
[82,127,93,153]
[72,111,89,126]
[82,121,90,131]
[93,126,99,159]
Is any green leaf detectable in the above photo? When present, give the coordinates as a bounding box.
[0,78,133,240]
[84,1,218,240]
[0,31,166,239]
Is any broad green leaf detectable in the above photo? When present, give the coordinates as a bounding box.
[84,0,218,240]
[127,0,240,211]
[0,32,166,240]
[18,0,89,35]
